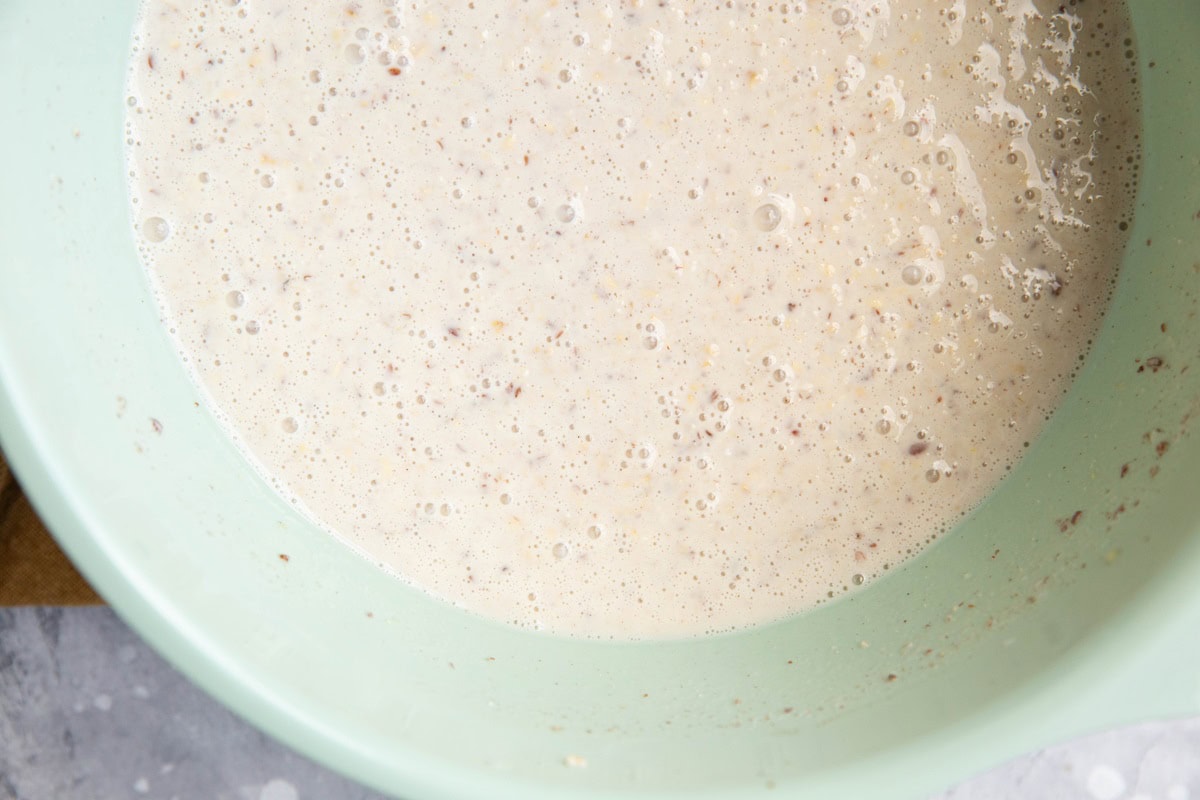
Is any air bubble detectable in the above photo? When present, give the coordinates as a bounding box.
[903,120,919,137]
[901,170,916,185]
[901,264,924,285]
[852,574,865,586]
[260,174,274,188]
[558,69,573,83]
[344,43,365,64]
[226,291,244,308]
[281,417,298,434]
[586,524,602,539]
[245,320,260,335]
[876,419,892,434]
[753,203,782,232]
[925,469,941,483]
[832,7,851,26]
[142,217,170,243]
[552,542,569,559]
[556,204,576,223]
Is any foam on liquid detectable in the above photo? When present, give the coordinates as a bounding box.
[125,0,1141,638]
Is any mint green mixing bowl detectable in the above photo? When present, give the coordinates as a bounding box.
[1,2,1198,798]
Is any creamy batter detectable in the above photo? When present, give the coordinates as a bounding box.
[125,0,1140,638]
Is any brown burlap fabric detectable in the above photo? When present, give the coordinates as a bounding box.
[0,450,102,605]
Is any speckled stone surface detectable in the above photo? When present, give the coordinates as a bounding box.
[1,607,1197,800]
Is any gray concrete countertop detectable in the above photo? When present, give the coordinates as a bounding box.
[2,607,1197,800]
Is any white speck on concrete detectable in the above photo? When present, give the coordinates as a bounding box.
[563,754,588,769]
[133,685,150,699]
[1086,764,1126,800]
[133,777,150,794]
[160,762,175,775]
[93,694,113,711]
[1167,785,1190,800]
[260,778,299,800]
